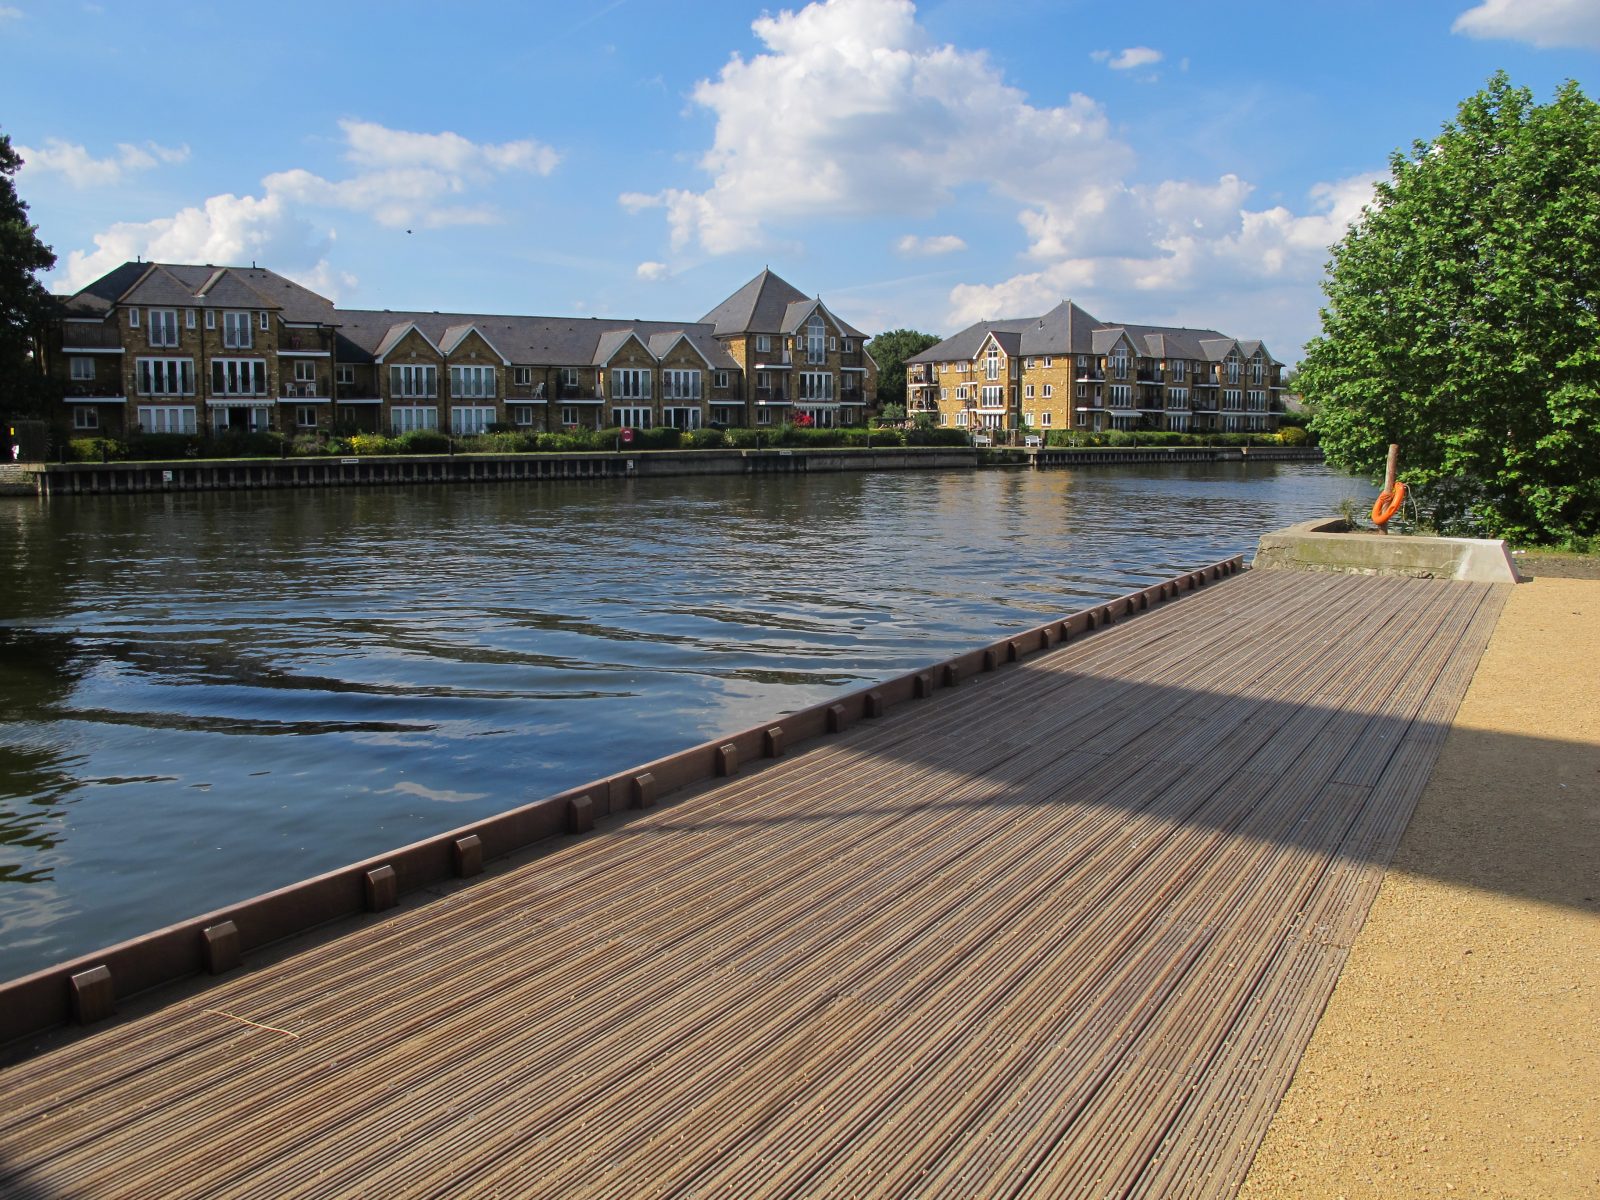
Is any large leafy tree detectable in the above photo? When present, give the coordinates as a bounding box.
[867,328,941,408]
[1301,73,1600,543]
[1,129,57,416]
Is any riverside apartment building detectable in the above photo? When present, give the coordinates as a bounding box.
[905,301,1284,436]
[45,264,877,438]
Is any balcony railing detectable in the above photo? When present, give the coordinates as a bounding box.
[280,331,332,353]
[64,383,125,399]
[61,324,123,350]
[282,382,326,399]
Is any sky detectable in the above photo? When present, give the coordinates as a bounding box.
[3,0,1597,363]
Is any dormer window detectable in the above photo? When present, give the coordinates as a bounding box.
[806,316,825,365]
[985,343,1000,381]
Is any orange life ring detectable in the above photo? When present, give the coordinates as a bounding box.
[1371,481,1407,526]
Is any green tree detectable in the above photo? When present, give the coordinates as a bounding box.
[1300,73,1600,543]
[866,328,940,408]
[1,129,57,416]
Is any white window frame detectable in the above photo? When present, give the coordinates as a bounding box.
[136,357,195,396]
[756,334,771,353]
[1024,383,1034,399]
[69,357,95,381]
[211,358,267,397]
[148,309,179,348]
[336,364,355,385]
[137,404,196,434]
[560,405,581,427]
[294,360,317,383]
[662,369,702,401]
[1111,348,1128,379]
[981,384,1004,406]
[1172,359,1187,381]
[128,308,140,329]
[985,344,1000,381]
[185,309,196,329]
[610,368,651,400]
[806,316,825,365]
[390,405,439,434]
[797,371,834,402]
[223,311,253,350]
[1042,384,1053,398]
[661,406,702,430]
[449,365,496,400]
[390,364,438,399]
[450,405,496,435]
[509,405,535,427]
[295,405,318,428]
[513,366,533,387]
[1041,411,1052,427]
[205,310,216,330]
[612,405,652,428]
[259,311,269,331]
[73,406,99,430]
[558,367,581,391]
[714,370,729,389]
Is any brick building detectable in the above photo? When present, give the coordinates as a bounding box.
[43,264,878,438]
[904,301,1284,436]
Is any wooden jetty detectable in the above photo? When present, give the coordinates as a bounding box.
[0,565,1505,1199]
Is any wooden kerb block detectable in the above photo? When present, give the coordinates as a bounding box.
[365,865,398,912]
[863,691,885,718]
[70,965,114,1025]
[1057,621,1071,643]
[826,704,848,733]
[633,772,657,808]
[453,834,483,877]
[716,743,739,777]
[913,672,934,699]
[1101,607,1115,626]
[1085,611,1098,631]
[982,649,998,672]
[1006,639,1022,662]
[764,727,785,758]
[567,796,594,834]
[202,921,241,975]
[942,663,960,688]
[1042,625,1058,647]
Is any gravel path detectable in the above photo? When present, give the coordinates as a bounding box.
[1239,576,1600,1198]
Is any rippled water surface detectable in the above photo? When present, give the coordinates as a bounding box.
[0,463,1371,977]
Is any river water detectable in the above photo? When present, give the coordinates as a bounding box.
[0,462,1370,979]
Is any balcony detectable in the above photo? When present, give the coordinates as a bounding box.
[61,324,123,350]
[64,382,125,400]
[281,382,327,400]
[1076,370,1104,382]
[279,330,332,354]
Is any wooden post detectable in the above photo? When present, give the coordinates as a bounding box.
[1378,443,1399,535]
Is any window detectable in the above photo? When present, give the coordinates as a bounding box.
[212,359,267,396]
[390,406,438,434]
[1226,353,1240,384]
[336,364,355,385]
[756,371,770,389]
[70,357,95,381]
[73,407,99,430]
[1111,348,1128,379]
[223,312,253,350]
[1171,359,1186,381]
[259,311,269,331]
[1168,388,1189,409]
[1251,355,1264,385]
[1043,356,1052,368]
[294,360,317,382]
[136,357,195,396]
[1042,384,1053,398]
[985,344,1000,381]
[1247,389,1266,411]
[128,308,140,329]
[756,407,773,426]
[295,406,318,428]
[450,365,495,399]
[390,364,438,398]
[509,405,535,426]
[939,388,947,401]
[610,368,651,400]
[981,385,1003,406]
[1024,411,1035,426]
[513,367,533,387]
[662,369,702,400]
[1024,384,1034,399]
[806,316,825,365]
[185,309,196,330]
[714,371,729,389]
[558,367,580,391]
[661,406,702,430]
[612,406,652,428]
[797,372,833,401]
[843,339,853,353]
[1076,384,1085,399]
[451,406,496,435]
[1223,389,1243,410]
[1076,355,1085,368]
[560,406,581,427]
[148,309,179,348]
[137,404,196,433]
[205,311,216,330]
[756,335,770,353]
[828,336,837,351]
[1041,411,1052,427]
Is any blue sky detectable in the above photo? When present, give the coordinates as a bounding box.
[3,0,1596,362]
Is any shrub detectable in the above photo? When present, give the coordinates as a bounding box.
[67,436,124,462]
[1278,425,1310,446]
[724,427,766,448]
[348,432,403,456]
[126,431,203,460]
[905,427,973,447]
[397,428,451,454]
[685,428,727,450]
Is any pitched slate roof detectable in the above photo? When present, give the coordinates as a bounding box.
[698,269,869,340]
[57,261,152,317]
[58,261,337,325]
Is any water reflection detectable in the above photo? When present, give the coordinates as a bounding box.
[0,464,1372,978]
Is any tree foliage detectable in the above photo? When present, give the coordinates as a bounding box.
[1,128,57,414]
[866,328,941,407]
[1300,73,1600,543]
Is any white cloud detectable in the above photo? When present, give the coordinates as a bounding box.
[635,260,669,281]
[1452,0,1600,49]
[896,233,966,256]
[54,119,558,293]
[621,0,1131,254]
[17,138,190,187]
[1103,46,1163,70]
[0,5,21,18]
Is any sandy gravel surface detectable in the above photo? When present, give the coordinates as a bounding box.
[1240,576,1600,1199]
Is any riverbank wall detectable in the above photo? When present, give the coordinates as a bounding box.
[13,444,1324,497]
